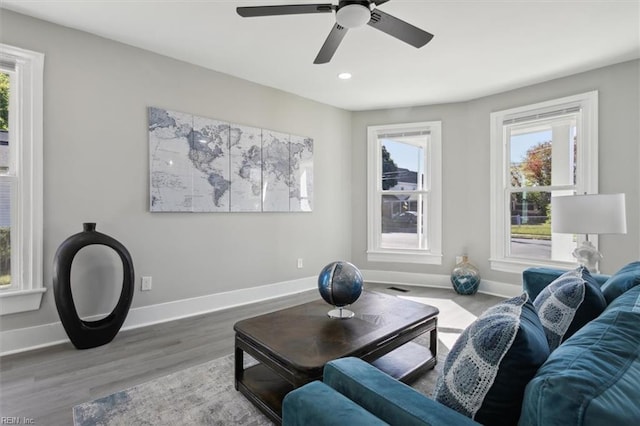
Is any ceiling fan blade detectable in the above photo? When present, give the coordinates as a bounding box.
[314,23,348,64]
[372,0,391,5]
[368,8,434,48]
[237,4,334,18]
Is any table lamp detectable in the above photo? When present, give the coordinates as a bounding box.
[551,193,627,272]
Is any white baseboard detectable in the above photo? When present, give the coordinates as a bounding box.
[1,271,521,356]
[360,269,522,298]
[0,276,317,356]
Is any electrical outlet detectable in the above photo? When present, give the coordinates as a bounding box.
[297,258,304,269]
[141,276,152,291]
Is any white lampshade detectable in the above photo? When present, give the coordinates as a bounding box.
[552,193,627,235]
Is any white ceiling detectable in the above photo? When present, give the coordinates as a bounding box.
[2,0,639,111]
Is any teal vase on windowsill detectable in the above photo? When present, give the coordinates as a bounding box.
[451,255,481,295]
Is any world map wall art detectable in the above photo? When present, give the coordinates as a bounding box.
[148,107,313,213]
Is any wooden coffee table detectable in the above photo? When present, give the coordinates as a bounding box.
[234,290,439,424]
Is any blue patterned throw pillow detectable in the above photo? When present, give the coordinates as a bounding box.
[533,267,606,351]
[433,293,549,426]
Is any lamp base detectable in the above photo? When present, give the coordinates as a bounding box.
[572,240,603,273]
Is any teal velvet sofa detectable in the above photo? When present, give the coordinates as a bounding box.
[282,264,640,425]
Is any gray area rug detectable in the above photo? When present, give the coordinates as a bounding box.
[74,295,478,425]
[74,354,270,426]
[74,339,448,426]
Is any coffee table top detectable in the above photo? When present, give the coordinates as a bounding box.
[234,290,438,372]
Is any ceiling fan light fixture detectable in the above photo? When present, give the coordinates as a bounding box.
[238,0,435,64]
[336,3,371,28]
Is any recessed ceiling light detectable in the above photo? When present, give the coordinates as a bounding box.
[338,72,352,80]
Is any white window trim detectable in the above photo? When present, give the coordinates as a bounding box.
[0,44,45,315]
[366,121,442,264]
[489,91,598,274]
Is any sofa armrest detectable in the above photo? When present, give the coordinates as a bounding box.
[282,380,389,426]
[324,357,480,426]
[523,267,609,301]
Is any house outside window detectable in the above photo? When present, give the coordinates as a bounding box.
[367,121,442,264]
[489,91,598,273]
[0,44,45,315]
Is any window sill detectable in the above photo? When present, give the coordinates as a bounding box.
[490,258,578,274]
[367,250,443,265]
[0,288,47,315]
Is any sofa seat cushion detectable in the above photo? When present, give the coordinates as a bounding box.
[322,357,480,426]
[520,287,640,426]
[533,267,606,351]
[600,261,640,304]
[282,380,389,426]
[433,293,549,426]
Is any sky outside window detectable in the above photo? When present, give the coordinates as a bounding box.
[382,138,424,175]
[510,130,552,164]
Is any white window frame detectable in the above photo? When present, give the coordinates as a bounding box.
[0,44,45,315]
[367,121,442,264]
[489,91,598,274]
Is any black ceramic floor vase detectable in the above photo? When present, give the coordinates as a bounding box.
[53,223,135,349]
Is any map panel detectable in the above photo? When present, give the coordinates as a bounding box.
[149,107,194,212]
[262,130,290,212]
[290,135,314,212]
[230,124,262,212]
[191,115,230,212]
[149,106,313,213]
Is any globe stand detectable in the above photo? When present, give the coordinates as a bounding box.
[327,307,355,319]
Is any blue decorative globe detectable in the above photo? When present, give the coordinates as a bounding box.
[318,261,363,312]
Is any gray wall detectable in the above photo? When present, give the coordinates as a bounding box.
[0,10,353,331]
[2,9,638,334]
[351,60,640,285]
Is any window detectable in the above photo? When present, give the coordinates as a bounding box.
[0,44,45,315]
[490,91,598,273]
[367,121,442,264]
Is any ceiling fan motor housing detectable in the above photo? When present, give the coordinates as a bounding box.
[336,0,372,28]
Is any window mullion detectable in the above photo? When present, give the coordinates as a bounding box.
[381,190,429,196]
[508,185,575,194]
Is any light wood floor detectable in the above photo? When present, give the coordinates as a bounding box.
[0,283,505,425]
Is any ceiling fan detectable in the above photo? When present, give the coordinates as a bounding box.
[236,0,434,64]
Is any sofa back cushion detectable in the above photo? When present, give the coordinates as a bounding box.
[523,267,608,301]
[433,294,549,426]
[520,285,640,426]
[533,267,606,351]
[600,261,640,304]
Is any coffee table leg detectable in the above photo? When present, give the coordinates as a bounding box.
[430,322,438,359]
[234,339,244,391]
